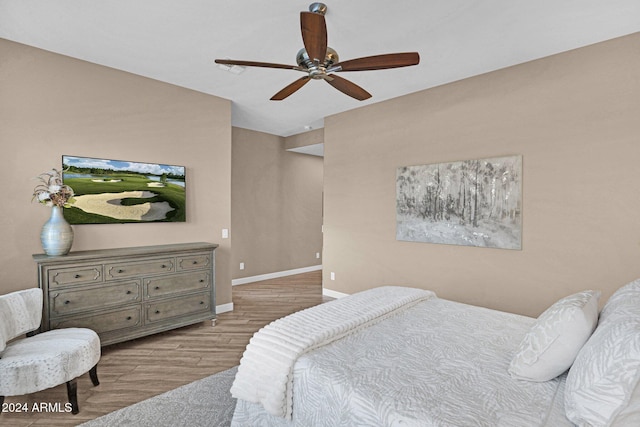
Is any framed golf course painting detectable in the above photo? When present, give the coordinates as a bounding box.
[61,155,186,224]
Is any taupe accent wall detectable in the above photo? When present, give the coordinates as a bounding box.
[323,33,640,317]
[0,39,233,306]
[231,128,323,279]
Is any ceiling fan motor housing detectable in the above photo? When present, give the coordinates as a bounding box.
[296,47,338,78]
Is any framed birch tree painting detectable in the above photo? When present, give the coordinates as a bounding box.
[396,155,522,249]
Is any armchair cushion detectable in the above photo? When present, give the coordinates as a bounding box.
[0,328,100,395]
[0,289,43,352]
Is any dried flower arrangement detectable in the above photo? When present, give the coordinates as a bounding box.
[32,168,75,208]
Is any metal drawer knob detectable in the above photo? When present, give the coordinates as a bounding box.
[154,286,160,290]
[126,316,132,321]
[200,301,204,305]
[192,261,198,265]
[118,269,124,274]
[155,310,160,314]
[161,264,166,269]
[199,279,204,283]
[126,290,132,295]
[64,300,71,305]
[74,274,81,279]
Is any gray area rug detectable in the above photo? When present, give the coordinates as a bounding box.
[80,366,238,427]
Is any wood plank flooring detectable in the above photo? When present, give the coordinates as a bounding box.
[1,270,328,426]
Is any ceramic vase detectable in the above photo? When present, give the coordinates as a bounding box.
[41,206,74,256]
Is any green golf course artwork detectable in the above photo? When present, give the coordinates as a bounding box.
[62,155,186,224]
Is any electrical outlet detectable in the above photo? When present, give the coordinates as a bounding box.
[239,262,245,270]
[330,272,335,281]
[316,252,320,259]
[222,229,229,239]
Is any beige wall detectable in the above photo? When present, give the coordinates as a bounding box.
[284,128,324,150]
[323,33,640,317]
[231,127,323,279]
[0,39,233,306]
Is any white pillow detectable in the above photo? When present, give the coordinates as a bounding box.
[508,290,600,382]
[565,319,640,426]
[599,278,640,325]
[565,279,640,426]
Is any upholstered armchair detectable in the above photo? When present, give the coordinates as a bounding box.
[0,288,101,414]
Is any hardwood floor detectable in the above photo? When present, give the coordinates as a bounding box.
[1,270,328,426]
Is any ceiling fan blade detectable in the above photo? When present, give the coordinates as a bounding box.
[271,76,311,101]
[329,52,420,72]
[324,74,371,101]
[215,59,302,71]
[300,11,328,64]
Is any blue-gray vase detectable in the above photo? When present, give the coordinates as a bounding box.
[41,206,74,256]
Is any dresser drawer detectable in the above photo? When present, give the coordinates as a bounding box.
[145,293,211,323]
[144,271,210,299]
[49,281,141,316]
[105,258,174,279]
[177,253,211,271]
[48,265,102,288]
[50,306,142,334]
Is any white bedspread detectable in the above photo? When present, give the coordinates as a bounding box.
[230,286,435,419]
[232,297,574,426]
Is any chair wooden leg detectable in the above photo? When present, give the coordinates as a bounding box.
[89,364,100,386]
[66,378,79,415]
[63,365,99,415]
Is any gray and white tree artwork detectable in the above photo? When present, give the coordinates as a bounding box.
[396,155,522,249]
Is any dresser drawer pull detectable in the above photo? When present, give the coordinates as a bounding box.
[64,300,71,305]
[74,274,81,279]
[126,290,132,294]
[126,316,132,321]
[155,310,160,314]
[192,261,198,265]
[199,279,205,283]
[154,286,160,290]
[200,301,204,305]
[161,264,167,269]
[117,269,124,274]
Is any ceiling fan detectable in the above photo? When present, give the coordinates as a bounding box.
[215,2,420,101]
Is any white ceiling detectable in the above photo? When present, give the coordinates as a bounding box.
[1,1,639,137]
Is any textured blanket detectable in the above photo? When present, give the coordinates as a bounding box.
[230,286,435,419]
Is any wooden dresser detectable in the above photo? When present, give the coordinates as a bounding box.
[33,242,217,346]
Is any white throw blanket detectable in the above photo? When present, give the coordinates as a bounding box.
[230,286,436,420]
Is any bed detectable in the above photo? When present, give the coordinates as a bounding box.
[229,281,640,427]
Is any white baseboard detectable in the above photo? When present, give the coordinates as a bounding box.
[232,265,322,286]
[322,288,349,299]
[216,302,234,314]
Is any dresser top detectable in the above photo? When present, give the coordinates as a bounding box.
[33,242,218,264]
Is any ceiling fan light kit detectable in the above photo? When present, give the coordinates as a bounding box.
[214,3,419,101]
